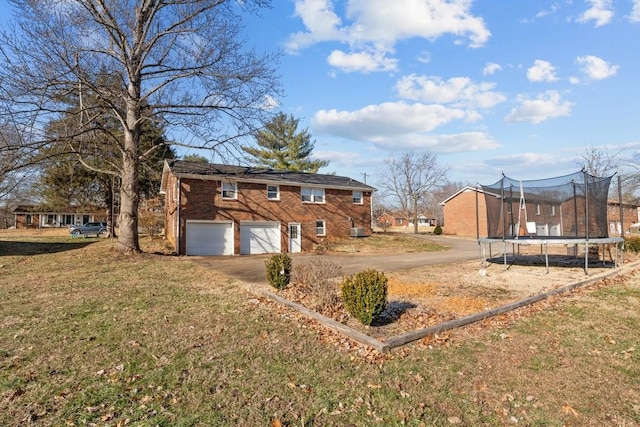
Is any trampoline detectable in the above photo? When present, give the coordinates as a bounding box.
[477,169,625,274]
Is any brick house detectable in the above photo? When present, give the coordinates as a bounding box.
[441,187,490,237]
[376,212,409,229]
[442,186,639,238]
[159,160,375,255]
[13,205,104,229]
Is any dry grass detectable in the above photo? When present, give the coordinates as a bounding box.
[1,231,639,426]
[316,232,447,254]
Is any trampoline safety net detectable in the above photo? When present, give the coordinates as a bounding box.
[480,170,613,239]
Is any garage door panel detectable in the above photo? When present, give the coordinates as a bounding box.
[240,222,280,255]
[186,221,233,255]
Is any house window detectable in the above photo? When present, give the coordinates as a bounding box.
[507,203,512,214]
[535,204,541,215]
[301,187,325,203]
[353,191,363,204]
[46,214,56,225]
[25,214,32,225]
[551,205,556,216]
[267,185,279,200]
[315,220,326,236]
[222,182,237,200]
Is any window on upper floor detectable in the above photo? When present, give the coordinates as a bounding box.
[222,182,237,200]
[315,220,326,236]
[353,191,363,204]
[267,185,280,201]
[301,187,325,203]
[535,204,541,215]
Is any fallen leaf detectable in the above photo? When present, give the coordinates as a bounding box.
[562,404,579,418]
[271,419,283,427]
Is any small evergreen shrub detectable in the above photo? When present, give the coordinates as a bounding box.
[265,253,292,290]
[340,269,388,326]
[625,236,640,253]
[433,224,443,235]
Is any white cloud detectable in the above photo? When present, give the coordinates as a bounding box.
[311,102,499,153]
[505,91,573,124]
[527,60,558,82]
[577,0,614,27]
[483,62,502,75]
[576,55,619,80]
[520,3,561,23]
[286,0,491,72]
[327,49,398,73]
[312,102,469,139]
[369,132,500,152]
[285,0,347,52]
[395,75,507,109]
[631,0,640,22]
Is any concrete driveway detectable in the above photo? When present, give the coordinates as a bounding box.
[190,235,481,284]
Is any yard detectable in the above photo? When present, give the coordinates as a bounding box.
[1,230,639,425]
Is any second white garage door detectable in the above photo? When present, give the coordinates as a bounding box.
[240,221,281,255]
[185,220,234,256]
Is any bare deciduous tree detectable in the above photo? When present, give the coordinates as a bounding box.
[0,0,280,252]
[378,152,448,234]
[579,144,619,177]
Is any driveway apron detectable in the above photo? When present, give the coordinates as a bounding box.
[190,235,480,284]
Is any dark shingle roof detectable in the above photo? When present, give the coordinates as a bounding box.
[166,160,376,191]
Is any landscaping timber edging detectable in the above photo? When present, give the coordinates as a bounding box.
[254,260,640,353]
[256,288,391,353]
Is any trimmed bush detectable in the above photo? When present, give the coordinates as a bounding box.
[625,236,640,253]
[340,269,388,326]
[293,257,343,312]
[433,224,443,235]
[265,253,292,290]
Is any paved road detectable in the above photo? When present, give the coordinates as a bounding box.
[190,235,481,284]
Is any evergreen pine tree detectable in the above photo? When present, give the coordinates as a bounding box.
[242,113,329,173]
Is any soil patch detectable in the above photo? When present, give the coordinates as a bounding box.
[275,252,639,345]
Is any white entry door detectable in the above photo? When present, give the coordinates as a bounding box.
[288,223,301,253]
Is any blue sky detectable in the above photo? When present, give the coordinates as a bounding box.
[243,0,640,186]
[2,1,640,186]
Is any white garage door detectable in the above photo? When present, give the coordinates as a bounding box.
[240,221,281,255]
[186,220,234,256]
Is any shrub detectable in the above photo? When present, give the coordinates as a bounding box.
[625,236,640,253]
[265,253,292,290]
[433,224,443,235]
[340,269,388,326]
[293,258,342,312]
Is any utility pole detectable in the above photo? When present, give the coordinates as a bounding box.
[361,172,368,184]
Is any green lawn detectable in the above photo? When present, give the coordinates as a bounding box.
[1,235,639,426]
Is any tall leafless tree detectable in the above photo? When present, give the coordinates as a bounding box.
[0,0,280,253]
[579,144,620,177]
[378,152,448,234]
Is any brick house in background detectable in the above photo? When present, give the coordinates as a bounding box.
[441,186,639,238]
[440,186,490,237]
[376,212,409,229]
[159,160,375,255]
[13,205,104,229]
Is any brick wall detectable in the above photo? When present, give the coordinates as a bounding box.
[164,174,372,254]
[442,189,487,237]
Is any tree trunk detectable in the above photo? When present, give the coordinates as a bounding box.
[413,198,419,234]
[116,96,141,253]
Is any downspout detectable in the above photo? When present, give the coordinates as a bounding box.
[176,177,181,255]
